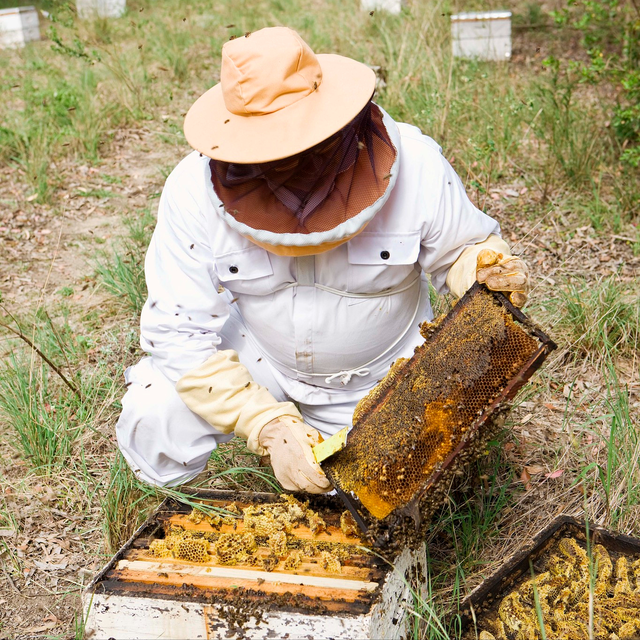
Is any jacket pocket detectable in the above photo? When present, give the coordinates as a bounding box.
[347,231,421,266]
[346,231,421,305]
[214,246,274,295]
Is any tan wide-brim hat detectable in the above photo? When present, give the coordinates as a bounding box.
[184,27,376,164]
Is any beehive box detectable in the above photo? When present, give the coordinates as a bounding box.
[451,11,512,61]
[76,0,126,19]
[360,0,404,15]
[0,6,40,49]
[84,490,427,639]
[460,516,640,639]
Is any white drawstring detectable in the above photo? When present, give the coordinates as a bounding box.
[324,368,371,386]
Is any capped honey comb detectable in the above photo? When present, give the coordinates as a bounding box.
[324,284,555,522]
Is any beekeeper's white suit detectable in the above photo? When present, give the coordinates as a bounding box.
[116,28,527,491]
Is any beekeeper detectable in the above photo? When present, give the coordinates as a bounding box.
[116,27,529,493]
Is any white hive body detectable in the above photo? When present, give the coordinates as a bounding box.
[83,491,428,640]
[360,0,404,15]
[0,6,40,49]
[451,11,512,61]
[76,0,126,19]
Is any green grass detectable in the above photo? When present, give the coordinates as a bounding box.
[555,276,640,359]
[94,208,155,313]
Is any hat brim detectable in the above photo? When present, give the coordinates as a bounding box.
[183,54,376,164]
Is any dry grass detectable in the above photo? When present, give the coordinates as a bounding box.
[0,0,638,638]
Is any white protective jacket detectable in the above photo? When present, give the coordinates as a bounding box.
[118,109,509,485]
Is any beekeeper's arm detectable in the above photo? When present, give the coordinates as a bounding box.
[417,148,529,306]
[141,165,330,493]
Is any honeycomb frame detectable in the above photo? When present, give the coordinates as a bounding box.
[460,516,640,639]
[323,283,556,526]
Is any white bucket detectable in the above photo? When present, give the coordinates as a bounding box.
[0,6,40,49]
[76,0,126,19]
[451,11,512,61]
[360,0,404,15]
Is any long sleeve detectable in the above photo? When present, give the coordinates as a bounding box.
[416,146,504,294]
[140,159,300,443]
[140,167,229,383]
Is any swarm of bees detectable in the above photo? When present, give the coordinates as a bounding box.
[148,496,359,575]
[480,538,640,640]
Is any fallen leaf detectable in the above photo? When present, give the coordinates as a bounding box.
[525,465,545,475]
[543,402,559,411]
[521,413,533,425]
[0,529,16,537]
[520,468,532,490]
[545,469,564,479]
[504,442,515,453]
[26,194,38,202]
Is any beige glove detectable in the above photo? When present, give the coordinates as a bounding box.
[258,415,332,494]
[445,234,529,307]
[176,350,303,454]
[476,250,529,307]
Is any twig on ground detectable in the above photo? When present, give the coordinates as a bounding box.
[0,315,81,400]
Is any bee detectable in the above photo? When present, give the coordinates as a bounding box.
[226,24,235,28]
[369,10,375,15]
[211,145,219,150]
[190,244,195,250]
[208,387,212,393]
[224,119,230,124]
[157,572,168,578]
[145,383,152,389]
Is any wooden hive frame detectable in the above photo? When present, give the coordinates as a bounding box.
[460,516,640,638]
[83,490,427,639]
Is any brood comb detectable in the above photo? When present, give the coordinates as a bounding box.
[323,283,556,528]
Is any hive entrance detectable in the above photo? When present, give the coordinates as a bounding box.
[324,284,555,523]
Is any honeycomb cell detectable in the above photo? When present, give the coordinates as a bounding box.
[149,539,172,558]
[267,530,287,556]
[283,550,303,570]
[481,538,640,640]
[174,537,210,563]
[187,509,205,525]
[324,287,542,521]
[340,511,360,537]
[320,550,341,574]
[214,533,255,565]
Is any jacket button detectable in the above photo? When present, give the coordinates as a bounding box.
[380,250,390,260]
[229,265,239,274]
